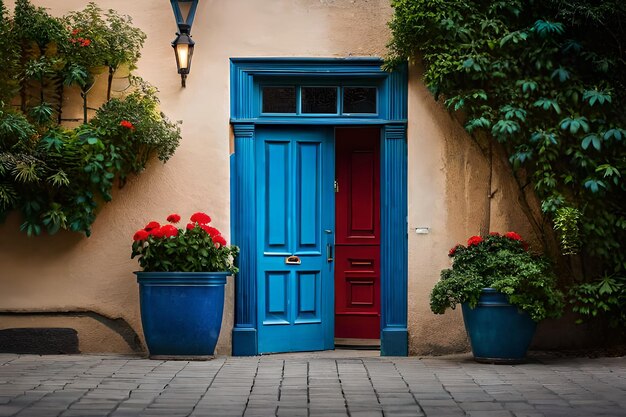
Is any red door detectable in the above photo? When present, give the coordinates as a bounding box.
[334,128,380,339]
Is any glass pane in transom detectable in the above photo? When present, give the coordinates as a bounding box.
[301,87,338,114]
[262,86,296,113]
[343,87,377,114]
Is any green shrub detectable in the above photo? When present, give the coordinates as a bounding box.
[431,232,564,321]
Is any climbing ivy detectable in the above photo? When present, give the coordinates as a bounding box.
[0,0,180,237]
[386,0,626,327]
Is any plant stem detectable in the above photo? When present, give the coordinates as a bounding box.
[107,66,114,101]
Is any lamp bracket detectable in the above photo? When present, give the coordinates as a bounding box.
[170,0,198,34]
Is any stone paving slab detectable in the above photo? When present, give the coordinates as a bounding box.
[0,353,624,416]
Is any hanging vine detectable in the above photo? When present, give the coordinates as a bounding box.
[0,0,181,237]
[386,0,626,328]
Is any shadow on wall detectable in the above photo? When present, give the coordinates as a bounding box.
[0,311,143,354]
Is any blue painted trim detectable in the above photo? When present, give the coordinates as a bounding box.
[381,328,408,356]
[232,328,257,356]
[230,58,403,121]
[380,124,408,356]
[230,58,409,356]
[231,123,258,356]
[232,119,406,125]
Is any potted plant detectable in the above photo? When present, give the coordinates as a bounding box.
[131,212,238,358]
[430,232,564,363]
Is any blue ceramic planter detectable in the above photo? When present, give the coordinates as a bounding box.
[135,271,227,357]
[461,288,537,363]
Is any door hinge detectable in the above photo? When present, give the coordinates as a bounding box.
[334,180,339,193]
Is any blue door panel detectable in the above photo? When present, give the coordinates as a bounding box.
[296,142,321,253]
[295,271,321,323]
[256,127,334,353]
[264,272,289,324]
[265,141,290,251]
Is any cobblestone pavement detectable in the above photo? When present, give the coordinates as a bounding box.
[0,352,625,417]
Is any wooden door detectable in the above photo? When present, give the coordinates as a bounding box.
[334,127,381,339]
[255,127,335,353]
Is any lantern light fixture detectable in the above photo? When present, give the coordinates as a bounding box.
[170,0,198,87]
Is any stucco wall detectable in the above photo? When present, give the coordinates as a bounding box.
[0,0,542,355]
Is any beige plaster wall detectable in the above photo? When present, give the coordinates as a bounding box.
[0,0,541,355]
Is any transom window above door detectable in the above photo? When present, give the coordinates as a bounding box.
[261,85,378,115]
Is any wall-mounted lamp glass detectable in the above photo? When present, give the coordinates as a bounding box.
[170,0,198,88]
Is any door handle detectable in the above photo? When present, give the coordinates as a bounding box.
[327,244,334,263]
[285,255,301,265]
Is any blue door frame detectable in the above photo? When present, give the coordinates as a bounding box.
[230,58,408,356]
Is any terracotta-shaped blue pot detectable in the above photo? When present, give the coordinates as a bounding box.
[462,288,536,363]
[135,271,227,357]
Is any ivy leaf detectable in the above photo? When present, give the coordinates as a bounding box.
[581,134,601,150]
[584,179,606,193]
[465,117,491,133]
[516,80,537,94]
[500,30,528,46]
[560,117,590,134]
[509,149,533,168]
[596,164,620,180]
[603,128,623,141]
[533,98,561,114]
[581,134,601,151]
[492,119,520,140]
[583,90,612,106]
[533,20,565,38]
[551,66,570,83]
[501,105,526,122]
[562,39,582,54]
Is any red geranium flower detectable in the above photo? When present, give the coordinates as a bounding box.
[448,244,461,257]
[151,227,165,238]
[159,224,179,238]
[467,235,483,246]
[200,225,220,238]
[133,229,149,241]
[71,28,80,35]
[190,212,211,224]
[166,213,181,224]
[144,221,160,232]
[120,120,135,130]
[505,231,522,241]
[213,235,227,248]
[81,39,91,47]
[186,222,196,231]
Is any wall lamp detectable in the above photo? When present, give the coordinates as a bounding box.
[170,0,198,87]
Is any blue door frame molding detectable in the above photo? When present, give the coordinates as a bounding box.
[229,58,408,356]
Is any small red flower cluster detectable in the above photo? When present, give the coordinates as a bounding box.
[166,213,181,223]
[69,29,91,47]
[504,231,522,241]
[467,235,483,246]
[447,231,529,257]
[120,120,135,130]
[133,212,228,248]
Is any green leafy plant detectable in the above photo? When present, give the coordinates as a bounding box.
[131,212,239,274]
[386,0,626,328]
[0,0,181,237]
[431,232,564,322]
[89,78,181,185]
[553,206,581,255]
[569,275,626,328]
